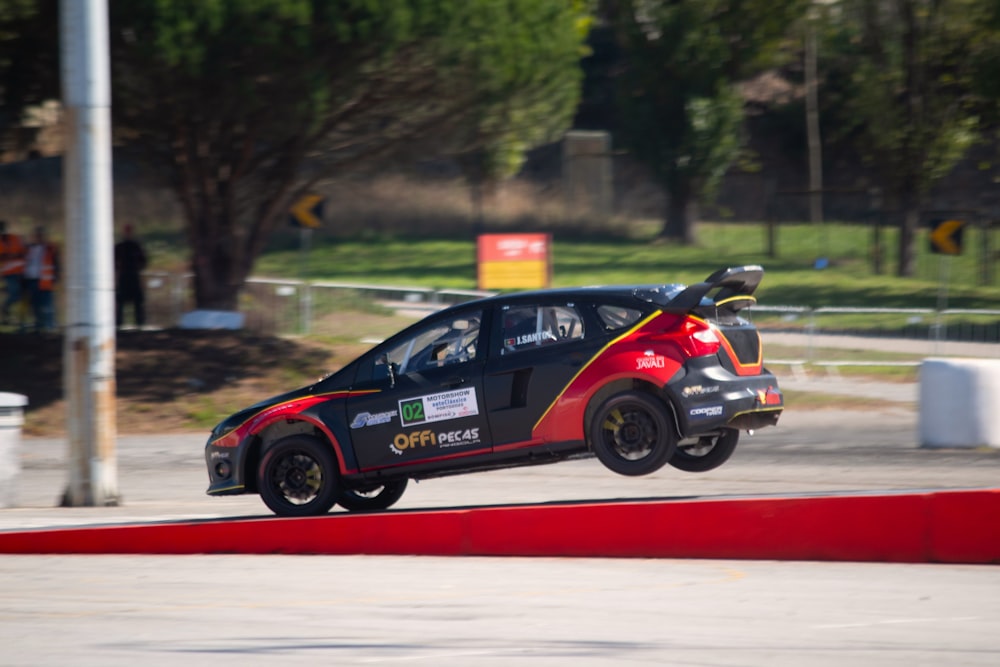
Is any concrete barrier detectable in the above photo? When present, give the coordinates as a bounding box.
[0,489,998,564]
[920,358,1000,449]
[0,393,28,508]
[178,310,245,330]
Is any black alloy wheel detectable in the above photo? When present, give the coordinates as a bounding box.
[669,428,740,472]
[257,435,339,517]
[337,480,409,512]
[590,391,676,476]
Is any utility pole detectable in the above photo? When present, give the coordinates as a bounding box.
[805,3,830,269]
[805,5,824,227]
[60,0,119,506]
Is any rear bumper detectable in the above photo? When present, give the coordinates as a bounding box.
[664,356,783,437]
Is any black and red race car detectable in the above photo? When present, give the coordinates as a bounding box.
[205,265,783,516]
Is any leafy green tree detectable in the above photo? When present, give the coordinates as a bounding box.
[108,0,588,309]
[0,0,57,152]
[827,0,982,277]
[448,0,591,231]
[606,0,806,243]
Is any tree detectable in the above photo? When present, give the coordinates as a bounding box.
[606,0,806,243]
[828,0,981,277]
[446,0,592,232]
[108,0,589,310]
[0,0,58,154]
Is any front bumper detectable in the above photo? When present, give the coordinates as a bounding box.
[664,356,783,437]
[205,435,252,496]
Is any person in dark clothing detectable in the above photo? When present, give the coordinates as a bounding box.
[114,224,147,328]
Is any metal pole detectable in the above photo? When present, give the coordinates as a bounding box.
[805,15,823,227]
[60,0,119,506]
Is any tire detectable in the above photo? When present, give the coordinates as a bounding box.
[589,391,676,476]
[257,435,339,517]
[337,480,408,512]
[669,428,739,473]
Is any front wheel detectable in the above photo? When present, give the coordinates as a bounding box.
[669,429,739,473]
[257,435,339,517]
[337,480,408,512]
[589,391,676,476]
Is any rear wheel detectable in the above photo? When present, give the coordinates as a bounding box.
[669,428,739,472]
[590,391,676,476]
[337,480,408,512]
[257,435,338,517]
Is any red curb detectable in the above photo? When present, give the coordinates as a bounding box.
[0,490,997,563]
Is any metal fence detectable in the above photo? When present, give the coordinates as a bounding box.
[143,272,495,337]
[752,305,1000,359]
[143,273,1000,356]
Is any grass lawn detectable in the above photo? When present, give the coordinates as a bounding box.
[253,222,1000,311]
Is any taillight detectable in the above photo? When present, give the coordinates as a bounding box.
[676,317,721,358]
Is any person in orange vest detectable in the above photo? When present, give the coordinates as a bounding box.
[21,226,60,333]
[0,219,25,326]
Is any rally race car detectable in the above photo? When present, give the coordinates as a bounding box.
[205,265,783,517]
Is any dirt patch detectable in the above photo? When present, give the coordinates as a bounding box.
[0,329,360,437]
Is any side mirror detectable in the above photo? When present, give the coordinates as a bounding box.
[376,353,396,388]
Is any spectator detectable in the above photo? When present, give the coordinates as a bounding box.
[115,223,148,328]
[22,226,60,332]
[0,220,25,326]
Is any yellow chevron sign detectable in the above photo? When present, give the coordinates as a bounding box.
[929,219,965,255]
[290,193,325,229]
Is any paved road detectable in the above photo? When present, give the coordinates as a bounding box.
[763,331,1000,359]
[5,401,999,529]
[2,553,998,667]
[2,379,999,666]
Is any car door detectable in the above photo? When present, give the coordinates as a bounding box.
[346,307,493,471]
[483,301,605,446]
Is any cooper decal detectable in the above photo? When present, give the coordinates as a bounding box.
[689,404,724,419]
[398,388,479,427]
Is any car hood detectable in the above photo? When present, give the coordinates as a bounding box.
[209,384,318,441]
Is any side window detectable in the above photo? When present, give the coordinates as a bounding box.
[596,304,643,331]
[501,305,584,354]
[381,310,483,376]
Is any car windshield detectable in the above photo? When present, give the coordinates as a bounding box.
[385,312,482,374]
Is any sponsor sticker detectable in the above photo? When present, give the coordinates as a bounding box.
[513,330,556,346]
[350,410,398,429]
[636,355,666,370]
[682,384,720,398]
[389,427,482,455]
[398,388,479,427]
[689,404,724,420]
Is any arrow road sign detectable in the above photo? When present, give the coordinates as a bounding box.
[290,193,325,229]
[929,219,965,255]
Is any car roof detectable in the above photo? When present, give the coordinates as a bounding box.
[457,284,687,308]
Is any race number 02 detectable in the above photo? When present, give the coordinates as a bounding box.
[399,398,425,426]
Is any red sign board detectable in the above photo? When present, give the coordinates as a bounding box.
[477,234,552,290]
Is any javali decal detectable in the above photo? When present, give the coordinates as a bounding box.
[636,354,667,370]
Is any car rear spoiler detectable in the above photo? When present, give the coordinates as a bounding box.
[656,265,764,313]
